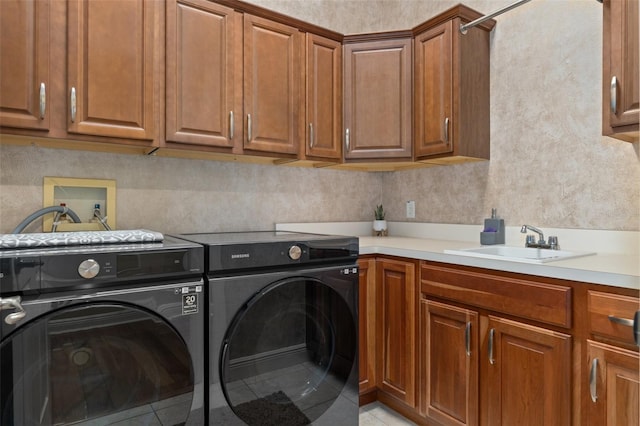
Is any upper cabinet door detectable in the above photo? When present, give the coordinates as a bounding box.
[243,14,303,155]
[0,0,50,131]
[343,38,413,160]
[414,21,453,158]
[67,0,159,141]
[305,33,342,161]
[603,0,639,141]
[166,0,241,148]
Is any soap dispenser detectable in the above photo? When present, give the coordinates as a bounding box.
[480,208,505,245]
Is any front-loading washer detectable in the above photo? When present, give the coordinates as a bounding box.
[0,232,205,426]
[177,231,359,426]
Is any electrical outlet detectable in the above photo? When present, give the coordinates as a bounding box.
[406,200,415,218]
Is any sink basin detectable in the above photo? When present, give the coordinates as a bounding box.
[444,246,596,264]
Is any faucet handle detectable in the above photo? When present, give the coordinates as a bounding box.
[525,235,536,246]
[548,236,559,250]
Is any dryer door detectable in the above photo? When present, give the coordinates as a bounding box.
[0,296,198,426]
[220,277,357,425]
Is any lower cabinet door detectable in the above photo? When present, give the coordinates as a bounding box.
[377,257,416,407]
[483,315,571,426]
[587,340,639,426]
[420,299,478,426]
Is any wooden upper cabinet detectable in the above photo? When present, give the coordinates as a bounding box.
[165,0,241,149]
[482,316,571,426]
[377,257,417,408]
[0,0,50,131]
[414,7,494,162]
[304,33,342,161]
[414,21,452,158]
[67,0,160,141]
[243,14,303,156]
[343,37,413,161]
[602,0,639,142]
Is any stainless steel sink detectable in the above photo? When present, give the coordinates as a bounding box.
[444,246,596,264]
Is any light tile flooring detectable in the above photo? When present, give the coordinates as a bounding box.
[359,402,417,425]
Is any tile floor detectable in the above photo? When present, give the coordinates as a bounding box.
[359,402,417,425]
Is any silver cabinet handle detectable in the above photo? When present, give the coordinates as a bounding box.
[589,358,598,402]
[345,128,350,152]
[0,296,27,325]
[609,312,640,346]
[309,123,314,148]
[70,87,77,123]
[39,82,46,119]
[610,76,617,114]
[465,321,471,356]
[444,117,450,143]
[229,111,234,139]
[608,314,634,327]
[247,114,252,142]
[488,328,495,365]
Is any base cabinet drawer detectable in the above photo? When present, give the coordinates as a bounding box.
[588,290,640,347]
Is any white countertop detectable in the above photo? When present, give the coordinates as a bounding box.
[277,222,640,290]
[358,236,639,290]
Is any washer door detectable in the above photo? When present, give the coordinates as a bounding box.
[220,277,356,425]
[0,303,194,426]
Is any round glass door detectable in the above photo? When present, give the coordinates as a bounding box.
[0,303,194,426]
[220,278,356,425]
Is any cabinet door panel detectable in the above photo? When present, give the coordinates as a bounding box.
[484,316,571,426]
[343,39,412,160]
[603,0,639,141]
[305,33,341,160]
[377,258,416,407]
[358,258,376,395]
[67,0,158,140]
[420,300,478,426]
[166,0,240,148]
[0,0,49,130]
[244,14,302,155]
[587,340,639,426]
[606,0,639,129]
[414,21,453,158]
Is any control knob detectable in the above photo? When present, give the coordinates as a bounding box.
[78,259,100,279]
[288,245,302,260]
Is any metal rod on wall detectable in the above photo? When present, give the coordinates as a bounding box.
[459,0,532,34]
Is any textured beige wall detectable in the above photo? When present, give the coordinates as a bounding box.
[0,145,382,234]
[1,0,638,233]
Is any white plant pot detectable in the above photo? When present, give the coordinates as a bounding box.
[373,220,387,231]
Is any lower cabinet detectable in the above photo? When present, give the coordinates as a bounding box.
[482,316,571,426]
[377,257,417,408]
[587,340,639,426]
[358,256,417,410]
[360,256,638,425]
[358,257,377,398]
[419,300,478,425]
[586,289,640,425]
[419,300,571,426]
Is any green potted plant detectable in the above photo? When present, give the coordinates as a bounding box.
[373,204,387,235]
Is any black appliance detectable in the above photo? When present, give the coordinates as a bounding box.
[0,235,205,426]
[176,231,359,426]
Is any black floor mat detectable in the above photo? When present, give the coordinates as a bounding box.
[232,391,310,426]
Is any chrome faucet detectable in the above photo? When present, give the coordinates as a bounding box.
[520,225,559,249]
